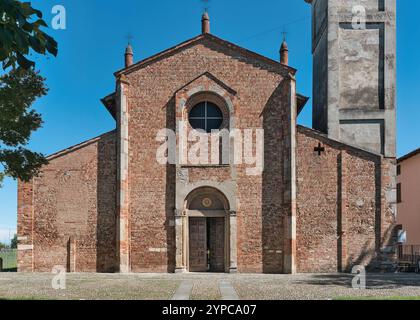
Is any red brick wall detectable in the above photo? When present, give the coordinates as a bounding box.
[125,37,291,273]
[296,126,397,272]
[188,167,231,184]
[17,131,117,272]
[17,180,34,272]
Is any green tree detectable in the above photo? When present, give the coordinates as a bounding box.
[0,1,56,185]
[10,234,17,249]
[0,68,48,185]
[0,0,58,70]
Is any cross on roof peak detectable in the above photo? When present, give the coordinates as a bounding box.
[126,34,133,45]
[201,0,210,12]
[282,30,288,42]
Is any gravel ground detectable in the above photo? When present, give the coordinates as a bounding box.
[0,272,419,300]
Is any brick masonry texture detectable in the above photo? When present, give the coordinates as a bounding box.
[18,132,117,272]
[124,36,292,273]
[17,34,397,273]
[296,126,397,273]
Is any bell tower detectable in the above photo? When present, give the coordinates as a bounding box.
[305,0,396,158]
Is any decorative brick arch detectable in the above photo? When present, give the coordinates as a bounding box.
[175,72,237,132]
[184,186,231,211]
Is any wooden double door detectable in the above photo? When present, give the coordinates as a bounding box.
[189,217,225,272]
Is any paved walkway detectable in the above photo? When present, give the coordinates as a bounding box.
[172,280,239,300]
[172,281,194,300]
[219,281,240,300]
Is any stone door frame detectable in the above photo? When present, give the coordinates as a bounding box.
[175,186,237,273]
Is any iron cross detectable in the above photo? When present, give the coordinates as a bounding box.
[201,0,210,11]
[126,34,133,45]
[281,30,288,42]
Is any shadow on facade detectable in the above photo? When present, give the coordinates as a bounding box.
[332,134,397,272]
[96,132,118,273]
[166,97,177,272]
[261,82,286,273]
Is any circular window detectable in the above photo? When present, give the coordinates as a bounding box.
[188,101,223,133]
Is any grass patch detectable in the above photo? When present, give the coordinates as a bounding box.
[0,250,17,271]
[335,296,420,300]
[0,296,55,301]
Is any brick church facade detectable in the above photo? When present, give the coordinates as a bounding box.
[17,0,398,273]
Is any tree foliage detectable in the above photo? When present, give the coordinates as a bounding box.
[0,1,56,185]
[0,0,58,70]
[10,234,17,249]
[0,68,48,184]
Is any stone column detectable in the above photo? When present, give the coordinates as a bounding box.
[175,210,187,273]
[283,74,297,274]
[117,75,130,273]
[229,211,238,273]
[68,237,77,273]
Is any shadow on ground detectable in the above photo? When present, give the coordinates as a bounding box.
[0,268,17,273]
[296,273,420,289]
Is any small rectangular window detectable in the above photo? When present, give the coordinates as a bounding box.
[397,165,401,176]
[397,183,402,203]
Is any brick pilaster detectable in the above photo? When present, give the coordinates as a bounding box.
[283,74,297,274]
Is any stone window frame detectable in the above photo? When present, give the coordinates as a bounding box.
[184,91,231,133]
[188,101,224,133]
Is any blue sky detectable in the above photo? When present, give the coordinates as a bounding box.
[0,0,419,242]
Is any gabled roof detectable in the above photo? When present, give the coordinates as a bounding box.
[297,125,383,159]
[103,33,307,120]
[297,94,309,116]
[114,33,297,77]
[47,130,116,161]
[101,92,116,120]
[398,148,420,163]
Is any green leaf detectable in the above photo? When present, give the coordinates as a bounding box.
[13,29,29,52]
[0,49,8,60]
[29,36,44,54]
[16,52,34,69]
[21,22,33,33]
[33,19,48,28]
[0,1,58,70]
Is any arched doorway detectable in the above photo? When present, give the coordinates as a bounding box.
[185,187,230,272]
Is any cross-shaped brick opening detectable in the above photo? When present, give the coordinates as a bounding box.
[314,142,325,156]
